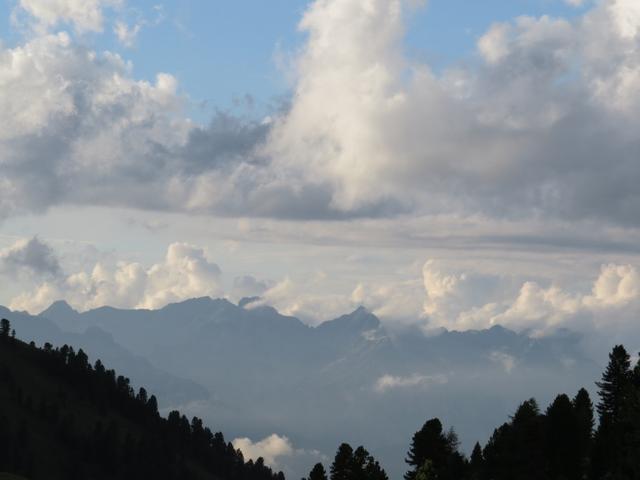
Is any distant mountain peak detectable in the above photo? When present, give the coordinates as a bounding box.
[317,306,381,333]
[159,296,236,313]
[40,300,78,317]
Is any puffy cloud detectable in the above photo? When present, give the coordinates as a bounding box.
[232,434,294,467]
[253,276,356,324]
[2,0,640,226]
[16,0,122,33]
[0,30,189,218]
[231,275,270,302]
[263,0,640,225]
[350,280,424,325]
[0,237,61,278]
[420,260,640,336]
[478,23,512,65]
[0,24,370,221]
[9,243,222,313]
[374,373,448,393]
[585,264,640,307]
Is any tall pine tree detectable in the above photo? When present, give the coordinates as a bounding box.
[308,463,328,480]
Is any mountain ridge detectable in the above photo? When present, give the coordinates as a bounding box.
[2,297,601,480]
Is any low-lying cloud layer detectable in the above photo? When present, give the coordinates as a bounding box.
[1,0,640,225]
[374,373,448,393]
[9,241,222,312]
[5,237,640,341]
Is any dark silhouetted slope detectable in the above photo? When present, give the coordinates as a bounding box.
[0,322,285,480]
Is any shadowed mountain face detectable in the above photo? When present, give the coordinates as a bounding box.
[4,299,600,479]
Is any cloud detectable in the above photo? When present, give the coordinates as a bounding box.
[420,260,640,337]
[231,275,270,302]
[113,20,141,47]
[3,233,640,342]
[374,373,448,393]
[489,351,517,374]
[2,0,640,226]
[9,243,222,313]
[112,5,165,48]
[263,0,640,225]
[232,434,294,467]
[0,30,189,219]
[0,237,61,278]
[15,0,122,33]
[251,276,356,324]
[0,23,380,221]
[350,280,424,326]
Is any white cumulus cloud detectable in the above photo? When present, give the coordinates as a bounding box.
[232,434,294,467]
[9,243,222,313]
[16,0,122,33]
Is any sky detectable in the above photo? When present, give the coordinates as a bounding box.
[1,0,640,341]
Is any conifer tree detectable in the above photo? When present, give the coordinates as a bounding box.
[308,462,328,480]
[405,418,465,480]
[573,388,594,477]
[596,345,631,425]
[546,393,583,480]
[414,460,436,480]
[331,443,354,480]
[0,318,10,338]
[593,345,635,479]
[469,442,484,480]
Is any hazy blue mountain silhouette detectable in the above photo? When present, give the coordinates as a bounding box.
[2,298,601,479]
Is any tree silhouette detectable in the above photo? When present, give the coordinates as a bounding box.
[414,460,436,480]
[469,442,484,480]
[596,345,631,424]
[592,345,636,478]
[405,418,466,480]
[308,462,328,480]
[573,388,594,478]
[331,444,354,480]
[329,443,387,480]
[0,329,286,480]
[0,318,10,338]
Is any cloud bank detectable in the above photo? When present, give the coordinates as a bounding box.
[1,0,639,224]
[4,237,639,341]
[9,241,222,312]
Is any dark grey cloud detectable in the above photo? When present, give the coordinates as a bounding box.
[0,237,62,278]
[179,113,271,174]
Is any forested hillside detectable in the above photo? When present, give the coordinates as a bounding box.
[309,344,640,480]
[3,312,640,480]
[0,318,284,480]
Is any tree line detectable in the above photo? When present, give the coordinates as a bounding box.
[3,316,640,479]
[306,344,640,480]
[0,318,285,480]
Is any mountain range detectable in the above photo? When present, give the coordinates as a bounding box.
[1,298,603,479]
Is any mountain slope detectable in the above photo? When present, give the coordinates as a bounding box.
[0,306,209,407]
[0,327,284,480]
[13,298,604,480]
